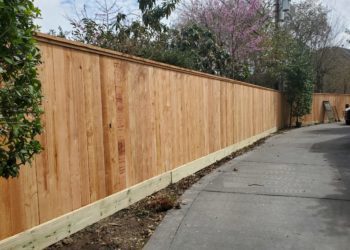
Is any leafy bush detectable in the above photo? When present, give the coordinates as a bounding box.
[0,0,42,178]
[284,41,314,126]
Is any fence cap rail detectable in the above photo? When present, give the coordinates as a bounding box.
[35,32,280,93]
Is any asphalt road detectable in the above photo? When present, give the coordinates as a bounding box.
[144,123,350,250]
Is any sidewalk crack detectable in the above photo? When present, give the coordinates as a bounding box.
[202,189,350,202]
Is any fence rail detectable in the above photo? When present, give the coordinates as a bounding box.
[0,33,349,248]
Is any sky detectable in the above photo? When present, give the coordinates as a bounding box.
[34,0,138,32]
[319,0,350,46]
[34,0,350,46]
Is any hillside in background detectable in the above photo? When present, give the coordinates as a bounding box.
[322,47,350,94]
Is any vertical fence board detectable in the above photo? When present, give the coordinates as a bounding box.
[0,181,11,239]
[114,60,129,190]
[71,50,91,207]
[100,57,119,195]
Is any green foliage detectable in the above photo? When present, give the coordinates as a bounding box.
[71,16,160,55]
[70,0,173,53]
[249,29,296,88]
[283,41,314,126]
[60,0,337,93]
[70,7,232,77]
[0,0,43,178]
[61,0,337,90]
[156,24,233,77]
[292,81,313,121]
[48,26,68,38]
[138,0,180,31]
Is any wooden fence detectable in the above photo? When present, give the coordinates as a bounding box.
[0,33,349,249]
[303,93,350,124]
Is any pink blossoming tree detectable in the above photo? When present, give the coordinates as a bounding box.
[180,0,269,79]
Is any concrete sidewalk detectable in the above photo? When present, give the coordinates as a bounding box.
[144,123,350,250]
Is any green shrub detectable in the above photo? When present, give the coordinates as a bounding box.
[0,0,43,178]
[284,42,314,127]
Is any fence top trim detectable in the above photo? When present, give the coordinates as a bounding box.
[35,32,279,93]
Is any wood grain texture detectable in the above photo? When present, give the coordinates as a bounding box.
[0,127,277,250]
[285,93,350,125]
[1,34,349,242]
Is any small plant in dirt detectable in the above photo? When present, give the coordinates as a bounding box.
[146,194,177,212]
[0,0,43,178]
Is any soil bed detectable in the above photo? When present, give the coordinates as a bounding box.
[47,136,271,250]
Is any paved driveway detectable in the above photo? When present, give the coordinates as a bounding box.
[145,124,350,250]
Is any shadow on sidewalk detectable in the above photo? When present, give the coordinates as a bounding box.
[308,124,350,237]
[307,124,350,135]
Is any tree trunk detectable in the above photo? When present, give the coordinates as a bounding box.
[289,104,293,128]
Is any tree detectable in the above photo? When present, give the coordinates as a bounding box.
[138,0,180,30]
[165,23,233,76]
[0,0,43,178]
[249,0,338,91]
[68,1,235,76]
[48,26,68,38]
[286,0,337,92]
[247,28,291,89]
[69,0,180,35]
[70,8,233,75]
[284,41,314,127]
[179,0,269,80]
[322,47,350,94]
[68,0,179,55]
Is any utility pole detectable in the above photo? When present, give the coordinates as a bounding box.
[274,0,291,91]
[275,0,280,29]
[275,0,291,28]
